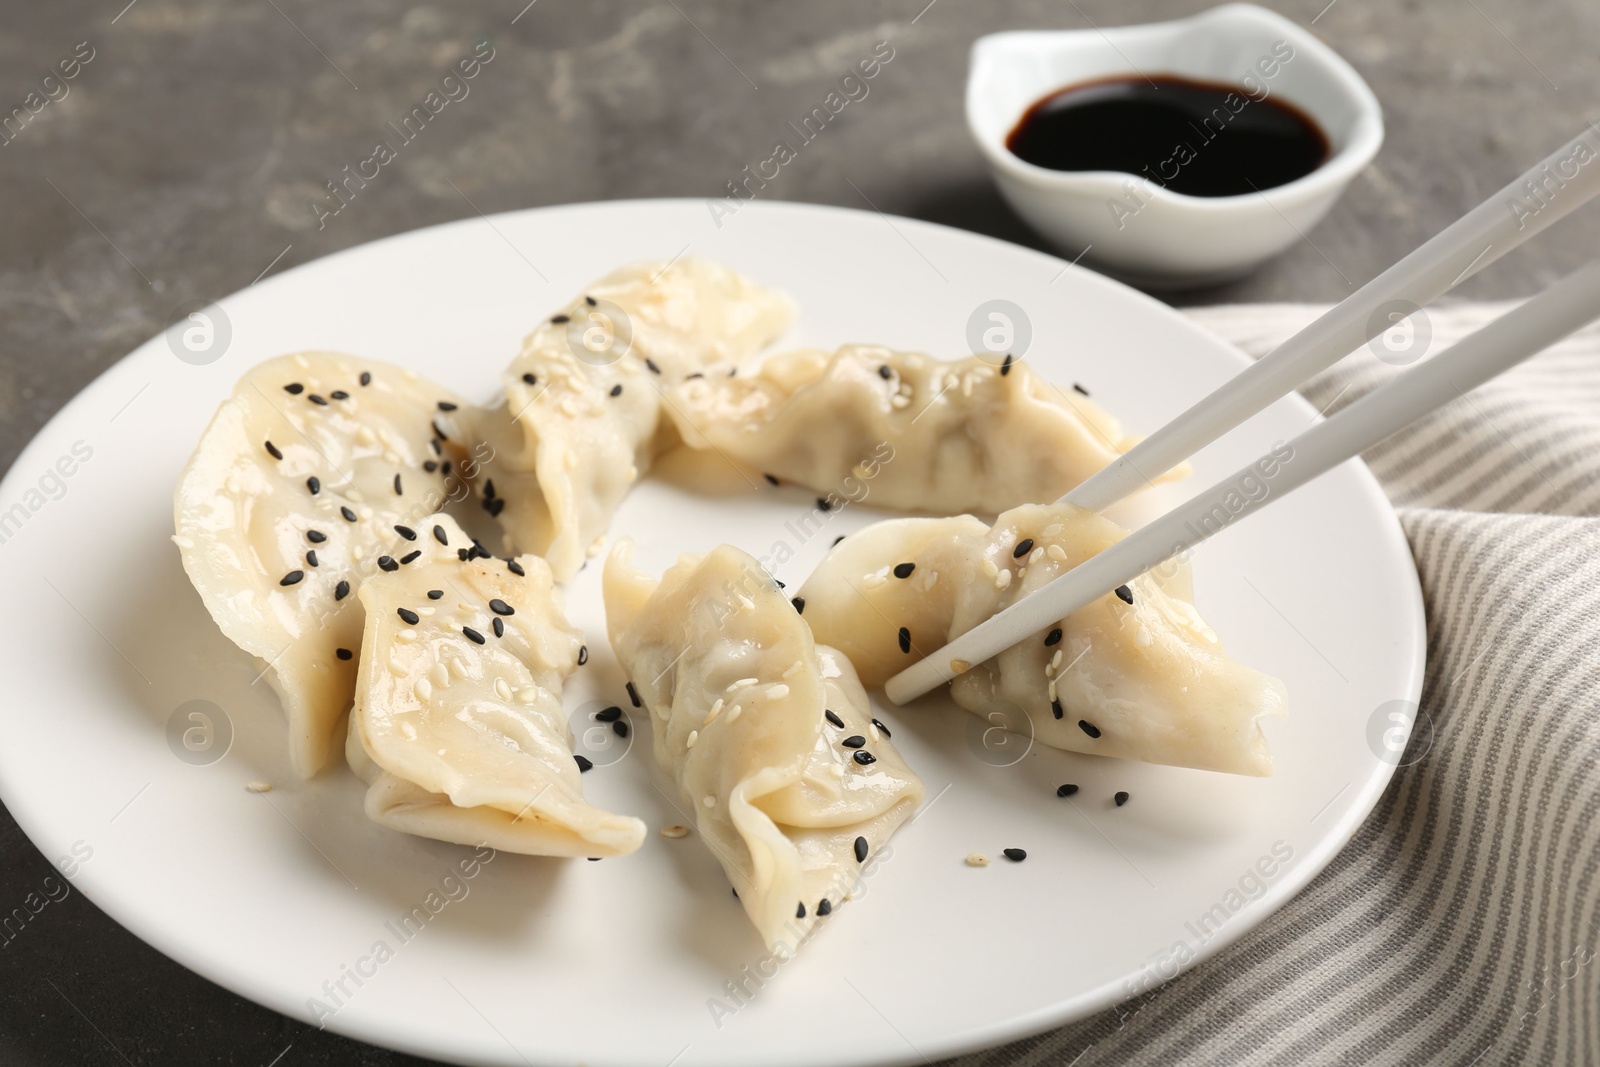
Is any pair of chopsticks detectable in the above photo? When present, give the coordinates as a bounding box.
[885,123,1600,706]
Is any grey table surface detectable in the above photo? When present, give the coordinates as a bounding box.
[0,1,1592,1064]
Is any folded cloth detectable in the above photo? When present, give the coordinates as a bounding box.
[951,302,1600,1067]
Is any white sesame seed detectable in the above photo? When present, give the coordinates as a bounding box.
[966,853,990,867]
[396,628,417,643]
[431,664,450,688]
[660,825,690,839]
[995,568,1013,589]
[1047,544,1068,562]
[686,730,698,748]
[726,704,743,723]
[493,677,512,701]
[702,795,716,808]
[1029,547,1045,564]
[1043,523,1063,537]
[767,684,790,700]
[415,678,432,701]
[950,658,971,673]
[245,781,272,794]
[730,678,758,689]
[981,558,999,578]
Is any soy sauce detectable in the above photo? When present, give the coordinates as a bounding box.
[1005,75,1328,197]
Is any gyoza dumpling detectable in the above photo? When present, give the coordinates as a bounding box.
[469,258,795,579]
[604,541,924,948]
[346,514,645,856]
[664,345,1185,515]
[174,353,479,777]
[797,503,1286,776]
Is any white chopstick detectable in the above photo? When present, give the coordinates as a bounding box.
[1063,122,1600,514]
[884,259,1600,705]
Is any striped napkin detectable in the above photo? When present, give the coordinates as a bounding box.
[951,302,1600,1066]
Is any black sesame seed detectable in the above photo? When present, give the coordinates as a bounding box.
[1003,847,1027,862]
[1073,382,1090,396]
[488,598,514,616]
[394,525,417,541]
[893,562,915,579]
[397,607,419,625]
[377,556,397,572]
[841,735,866,749]
[430,438,442,456]
[609,383,623,397]
[1000,354,1014,376]
[817,497,832,513]
[432,420,449,442]
[871,718,891,738]
[763,473,780,487]
[334,580,350,600]
[796,902,806,919]
[1045,627,1063,646]
[306,476,320,495]
[576,643,587,664]
[596,706,622,723]
[774,578,786,589]
[425,527,443,548]
[832,535,846,547]
[336,648,353,661]
[330,390,348,400]
[1051,699,1064,720]
[462,626,485,644]
[791,596,805,614]
[264,440,283,460]
[484,497,505,517]
[306,529,326,543]
[1056,783,1079,798]
[626,682,640,707]
[482,479,497,500]
[852,750,877,766]
[341,506,358,522]
[878,364,893,380]
[280,570,304,586]
[1115,585,1134,605]
[307,394,328,406]
[612,719,629,738]
[552,314,570,324]
[522,372,537,386]
[306,550,318,567]
[359,371,372,386]
[399,550,421,565]
[825,710,844,729]
[1014,538,1034,558]
[507,559,525,577]
[393,473,403,495]
[491,617,504,638]
[284,382,304,394]
[574,754,592,772]
[1114,791,1130,807]
[817,898,832,916]
[854,836,869,863]
[731,887,738,898]
[687,372,704,380]
[471,539,491,560]
[587,857,600,862]
[898,627,911,654]
[427,589,443,600]
[1079,719,1102,739]
[423,460,439,473]
[437,401,457,412]
[645,357,661,375]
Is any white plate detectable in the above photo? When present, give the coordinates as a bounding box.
[0,200,1422,1067]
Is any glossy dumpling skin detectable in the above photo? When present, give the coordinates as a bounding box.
[798,503,1286,776]
[664,345,1185,515]
[347,514,645,857]
[173,352,476,777]
[470,258,796,579]
[604,541,923,949]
